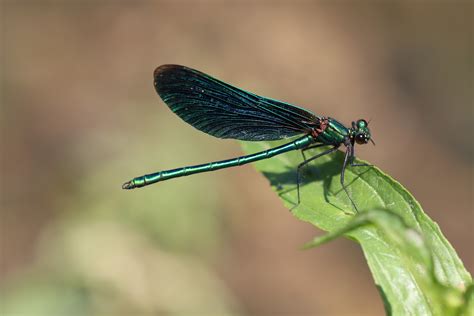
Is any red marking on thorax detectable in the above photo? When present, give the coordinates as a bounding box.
[310,117,329,138]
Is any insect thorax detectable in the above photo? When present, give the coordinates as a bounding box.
[314,117,349,145]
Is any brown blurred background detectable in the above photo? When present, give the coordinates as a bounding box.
[1,1,472,315]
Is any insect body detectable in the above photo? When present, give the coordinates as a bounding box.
[122,65,373,212]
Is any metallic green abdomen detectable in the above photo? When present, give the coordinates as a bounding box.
[316,118,348,145]
[123,135,314,189]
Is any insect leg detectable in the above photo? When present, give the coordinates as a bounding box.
[341,145,359,213]
[295,145,339,207]
[300,143,331,161]
[349,144,372,168]
[351,162,372,167]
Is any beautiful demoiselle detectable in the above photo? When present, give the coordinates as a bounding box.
[122,65,373,212]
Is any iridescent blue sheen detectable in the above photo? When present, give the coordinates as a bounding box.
[154,65,320,141]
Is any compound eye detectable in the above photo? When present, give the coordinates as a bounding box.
[355,133,366,144]
[357,119,368,128]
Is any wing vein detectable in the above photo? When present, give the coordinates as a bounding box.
[154,65,321,141]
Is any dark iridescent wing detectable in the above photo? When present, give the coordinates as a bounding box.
[154,64,320,141]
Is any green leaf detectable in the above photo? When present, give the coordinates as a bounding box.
[240,140,472,316]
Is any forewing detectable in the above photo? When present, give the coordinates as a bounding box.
[154,65,319,141]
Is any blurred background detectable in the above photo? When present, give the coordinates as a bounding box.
[1,1,472,315]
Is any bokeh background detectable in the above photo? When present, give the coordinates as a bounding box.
[1,1,472,315]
